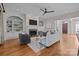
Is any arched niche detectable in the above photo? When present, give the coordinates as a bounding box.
[7,16,23,32]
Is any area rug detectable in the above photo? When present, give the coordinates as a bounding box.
[28,39,45,53]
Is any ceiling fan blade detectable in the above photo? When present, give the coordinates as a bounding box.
[40,9,44,12]
[47,11,54,13]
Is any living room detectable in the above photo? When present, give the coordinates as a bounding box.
[0,3,79,56]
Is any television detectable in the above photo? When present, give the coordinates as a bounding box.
[29,19,37,25]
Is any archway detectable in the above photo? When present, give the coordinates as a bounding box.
[7,16,23,32]
[5,16,23,40]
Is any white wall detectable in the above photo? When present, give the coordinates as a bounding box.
[56,20,63,39]
[68,18,76,35]
[75,18,79,34]
[43,20,56,32]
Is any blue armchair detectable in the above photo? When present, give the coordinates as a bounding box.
[19,33,31,45]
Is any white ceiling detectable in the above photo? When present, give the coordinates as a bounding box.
[4,3,79,20]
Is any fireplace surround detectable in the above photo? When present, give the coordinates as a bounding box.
[29,29,37,36]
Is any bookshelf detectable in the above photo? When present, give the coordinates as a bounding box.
[7,16,23,32]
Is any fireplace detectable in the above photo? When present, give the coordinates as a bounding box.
[29,29,37,36]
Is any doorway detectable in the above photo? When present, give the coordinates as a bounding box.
[62,22,68,34]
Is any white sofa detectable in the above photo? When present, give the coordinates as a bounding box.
[39,32,59,47]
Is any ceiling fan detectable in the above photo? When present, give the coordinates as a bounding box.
[40,8,54,15]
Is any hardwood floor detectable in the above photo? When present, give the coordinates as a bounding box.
[0,34,78,56]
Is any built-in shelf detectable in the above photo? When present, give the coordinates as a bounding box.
[7,16,23,32]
